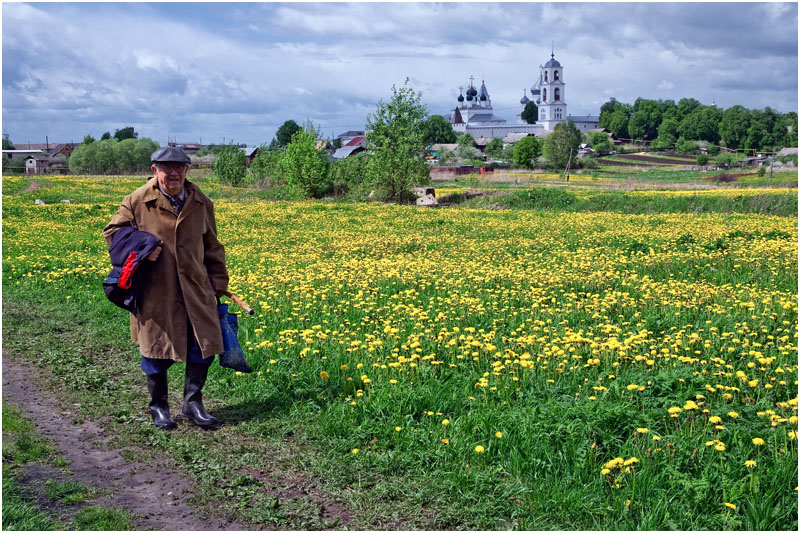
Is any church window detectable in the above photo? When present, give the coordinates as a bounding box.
[544,71,548,82]
[554,70,559,81]
[542,88,547,101]
[554,88,560,101]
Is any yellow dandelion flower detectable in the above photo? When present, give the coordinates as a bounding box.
[600,468,611,476]
[728,411,739,419]
[441,438,449,445]
[744,460,757,468]
[709,415,722,424]
[319,371,330,380]
[636,428,649,434]
[724,502,736,510]
[442,419,450,426]
[652,435,661,441]
[395,426,402,432]
[495,432,503,439]
[474,445,485,453]
[752,437,765,446]
[351,448,359,454]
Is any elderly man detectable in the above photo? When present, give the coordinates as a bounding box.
[103,147,228,429]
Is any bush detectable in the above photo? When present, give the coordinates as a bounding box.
[331,152,368,195]
[248,146,284,186]
[675,137,699,155]
[280,127,332,198]
[696,154,709,166]
[69,137,158,174]
[715,153,736,169]
[212,144,248,186]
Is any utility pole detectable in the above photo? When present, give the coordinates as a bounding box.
[769,145,775,179]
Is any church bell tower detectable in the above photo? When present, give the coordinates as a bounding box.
[538,45,567,130]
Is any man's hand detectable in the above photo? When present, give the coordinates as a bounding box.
[147,244,163,262]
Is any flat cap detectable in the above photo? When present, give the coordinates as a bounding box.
[150,146,191,163]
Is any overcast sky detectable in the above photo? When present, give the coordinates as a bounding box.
[2,1,797,147]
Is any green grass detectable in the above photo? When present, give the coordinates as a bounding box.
[71,506,135,531]
[45,480,96,504]
[458,186,797,216]
[2,464,58,531]
[2,175,797,530]
[1,401,132,530]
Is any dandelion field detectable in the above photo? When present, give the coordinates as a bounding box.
[2,176,798,530]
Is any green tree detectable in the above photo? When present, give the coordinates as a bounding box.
[100,132,111,140]
[544,120,582,170]
[512,135,542,169]
[280,126,331,198]
[3,138,15,150]
[652,117,680,150]
[676,97,702,119]
[331,151,367,192]
[364,79,430,200]
[113,127,137,140]
[696,153,709,166]
[783,112,798,147]
[521,101,539,124]
[628,99,663,140]
[82,134,95,145]
[68,137,157,174]
[679,105,722,142]
[213,144,248,185]
[420,115,456,145]
[719,105,750,149]
[458,133,475,147]
[607,105,631,139]
[598,97,619,128]
[276,120,302,148]
[485,138,504,159]
[587,131,613,154]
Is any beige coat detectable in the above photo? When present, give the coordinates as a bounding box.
[103,177,228,361]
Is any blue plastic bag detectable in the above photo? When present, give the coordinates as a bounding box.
[217,303,252,373]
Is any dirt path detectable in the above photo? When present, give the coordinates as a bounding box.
[2,355,255,531]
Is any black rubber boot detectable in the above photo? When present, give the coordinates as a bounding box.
[182,362,219,426]
[147,373,177,430]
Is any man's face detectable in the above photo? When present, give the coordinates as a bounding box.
[152,162,188,196]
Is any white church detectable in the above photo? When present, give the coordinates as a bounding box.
[444,51,599,139]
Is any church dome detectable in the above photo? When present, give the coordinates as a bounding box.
[458,93,464,102]
[467,85,478,98]
[530,73,542,94]
[544,53,561,68]
[479,81,489,101]
[520,93,530,105]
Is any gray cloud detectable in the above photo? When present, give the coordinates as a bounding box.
[2,2,796,146]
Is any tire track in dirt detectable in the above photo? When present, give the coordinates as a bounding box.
[2,355,254,531]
